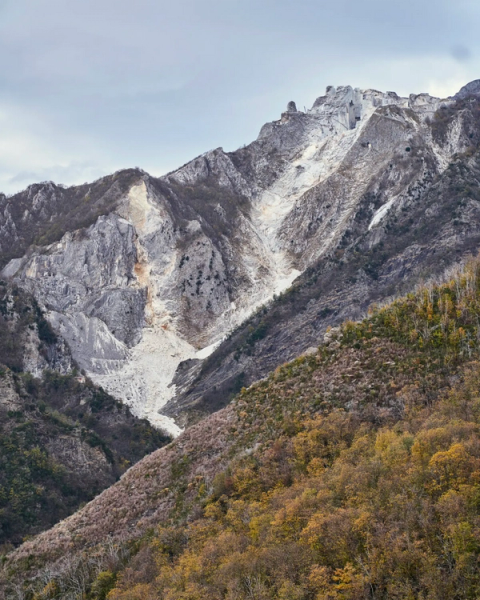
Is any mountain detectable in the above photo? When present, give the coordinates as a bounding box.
[0,283,170,549]
[2,82,480,435]
[4,255,480,598]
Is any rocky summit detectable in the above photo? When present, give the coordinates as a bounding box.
[2,82,480,434]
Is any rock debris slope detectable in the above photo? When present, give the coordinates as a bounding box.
[2,82,480,432]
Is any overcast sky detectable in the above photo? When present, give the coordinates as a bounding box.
[0,0,479,194]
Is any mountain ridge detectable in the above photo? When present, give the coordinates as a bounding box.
[1,81,480,434]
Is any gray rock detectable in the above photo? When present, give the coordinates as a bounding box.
[2,80,480,431]
[454,79,480,100]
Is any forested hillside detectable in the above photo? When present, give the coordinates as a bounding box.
[6,256,480,599]
[104,258,480,600]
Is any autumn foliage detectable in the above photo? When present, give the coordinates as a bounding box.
[10,257,480,599]
[102,258,480,600]
[105,368,480,599]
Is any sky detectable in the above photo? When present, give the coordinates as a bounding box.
[0,0,479,195]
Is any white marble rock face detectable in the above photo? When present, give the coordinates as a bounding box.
[2,84,472,435]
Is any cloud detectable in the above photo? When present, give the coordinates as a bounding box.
[7,161,110,188]
[451,44,472,62]
[0,0,480,194]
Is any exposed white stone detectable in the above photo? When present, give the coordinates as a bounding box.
[369,196,398,230]
[1,257,23,278]
[3,84,471,436]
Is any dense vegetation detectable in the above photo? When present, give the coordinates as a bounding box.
[102,258,480,600]
[0,395,94,550]
[108,371,480,600]
[0,374,171,550]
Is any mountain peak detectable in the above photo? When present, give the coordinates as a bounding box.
[454,79,480,100]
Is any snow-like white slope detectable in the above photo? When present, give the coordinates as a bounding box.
[3,84,459,436]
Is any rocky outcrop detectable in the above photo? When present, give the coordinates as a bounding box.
[2,82,480,432]
[454,79,480,100]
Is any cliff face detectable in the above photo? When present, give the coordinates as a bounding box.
[2,82,480,431]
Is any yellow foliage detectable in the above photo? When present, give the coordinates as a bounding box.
[332,563,366,599]
[428,442,479,494]
[100,260,480,600]
[107,583,157,600]
[374,430,413,467]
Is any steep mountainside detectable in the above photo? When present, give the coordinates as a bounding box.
[2,82,480,433]
[0,284,170,548]
[4,256,480,598]
[166,87,480,425]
